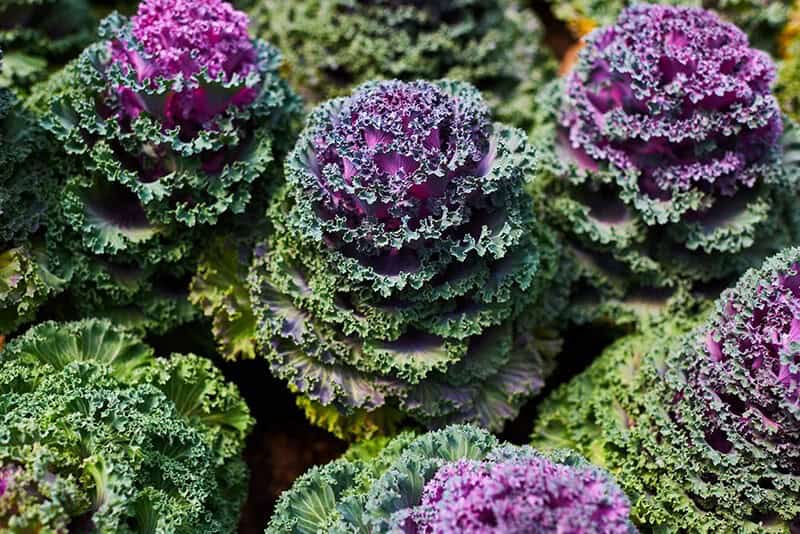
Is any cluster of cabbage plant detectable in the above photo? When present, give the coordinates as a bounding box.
[0,319,253,532]
[0,0,798,531]
[532,4,800,326]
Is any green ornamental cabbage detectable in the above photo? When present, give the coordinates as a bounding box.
[0,0,94,91]
[248,0,554,130]
[0,51,68,335]
[0,318,253,532]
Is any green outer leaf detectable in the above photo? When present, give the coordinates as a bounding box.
[248,227,564,431]
[0,0,94,92]
[249,0,555,129]
[190,236,259,361]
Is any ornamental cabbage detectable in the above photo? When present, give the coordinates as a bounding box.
[0,0,94,90]
[36,0,301,333]
[248,0,554,129]
[532,4,799,326]
[532,247,800,531]
[267,425,636,533]
[0,51,68,334]
[551,0,791,53]
[0,318,253,532]
[193,79,567,437]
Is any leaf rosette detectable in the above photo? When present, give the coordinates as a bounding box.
[532,5,800,326]
[533,248,800,531]
[35,0,301,332]
[240,79,567,435]
[267,425,636,533]
[0,319,253,532]
[0,53,67,334]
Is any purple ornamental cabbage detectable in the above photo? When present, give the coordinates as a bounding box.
[311,80,490,230]
[532,4,797,326]
[109,0,258,136]
[404,456,634,533]
[41,0,299,228]
[563,4,782,219]
[39,0,299,333]
[267,425,636,533]
[531,247,800,530]
[695,253,799,471]
[244,79,563,435]
[304,78,499,277]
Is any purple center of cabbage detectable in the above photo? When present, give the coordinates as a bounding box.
[705,266,800,397]
[109,0,258,130]
[702,263,800,456]
[309,80,495,232]
[562,5,781,202]
[399,457,632,533]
